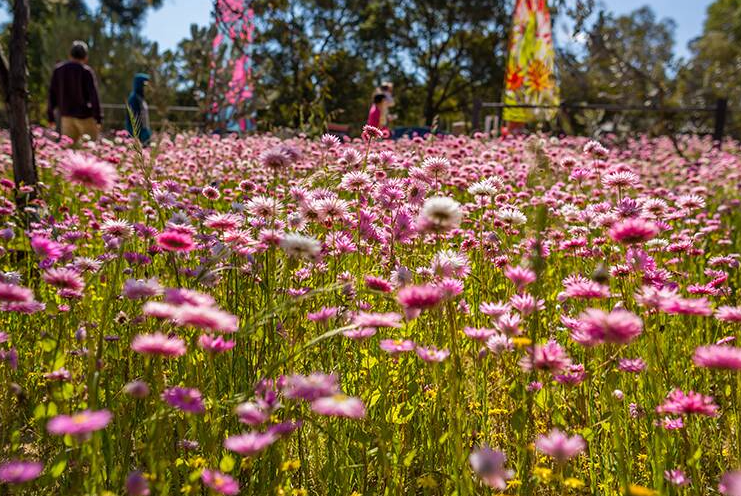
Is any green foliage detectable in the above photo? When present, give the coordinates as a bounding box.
[359,0,511,126]
[99,0,164,28]
[558,7,679,137]
[676,0,741,137]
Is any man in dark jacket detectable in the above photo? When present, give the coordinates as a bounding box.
[125,73,152,144]
[47,41,102,142]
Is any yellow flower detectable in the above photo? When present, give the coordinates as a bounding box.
[533,466,553,483]
[525,60,555,93]
[180,484,193,495]
[512,337,532,348]
[563,477,585,489]
[424,388,438,400]
[417,475,438,489]
[349,492,362,496]
[281,459,301,472]
[627,484,658,496]
[292,489,308,496]
[488,408,508,415]
[507,478,522,488]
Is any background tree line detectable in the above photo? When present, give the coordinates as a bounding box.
[1,0,741,138]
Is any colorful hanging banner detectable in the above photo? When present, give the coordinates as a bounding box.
[211,0,256,132]
[503,0,559,123]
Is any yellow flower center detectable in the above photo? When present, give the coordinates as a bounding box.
[72,414,89,424]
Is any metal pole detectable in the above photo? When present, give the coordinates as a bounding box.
[713,98,728,149]
[472,97,482,132]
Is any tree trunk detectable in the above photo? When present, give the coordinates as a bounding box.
[0,0,37,209]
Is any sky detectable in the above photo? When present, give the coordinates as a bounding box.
[558,0,713,60]
[1,0,715,60]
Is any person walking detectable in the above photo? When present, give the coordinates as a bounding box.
[367,93,388,133]
[125,73,152,144]
[378,82,395,128]
[47,41,103,142]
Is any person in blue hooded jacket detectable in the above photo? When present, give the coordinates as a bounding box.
[125,73,152,144]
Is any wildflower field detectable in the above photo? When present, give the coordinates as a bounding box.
[1,129,741,496]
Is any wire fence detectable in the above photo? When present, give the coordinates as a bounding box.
[471,99,730,144]
[99,103,203,130]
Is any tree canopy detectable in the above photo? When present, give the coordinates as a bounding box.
[1,0,740,137]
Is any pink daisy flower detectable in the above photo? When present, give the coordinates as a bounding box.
[204,212,244,231]
[311,394,366,419]
[164,288,216,307]
[563,280,610,299]
[162,387,205,414]
[720,470,741,496]
[352,312,402,328]
[664,469,691,487]
[0,283,34,303]
[307,306,338,323]
[463,327,498,341]
[504,265,536,292]
[364,275,394,293]
[554,364,587,385]
[415,345,450,362]
[43,268,85,293]
[574,308,643,346]
[343,327,377,340]
[224,431,278,456]
[397,284,444,312]
[509,293,545,316]
[60,152,119,191]
[283,373,339,401]
[173,305,239,333]
[656,389,719,417]
[123,278,163,300]
[519,340,572,373]
[156,230,195,252]
[142,302,179,320]
[125,471,150,496]
[608,218,660,244]
[131,332,186,358]
[30,236,64,262]
[201,469,239,495]
[716,306,741,323]
[658,417,685,430]
[47,409,112,438]
[198,334,236,354]
[469,446,513,490]
[235,402,271,426]
[379,339,416,355]
[496,313,522,336]
[0,460,44,484]
[479,301,511,318]
[693,345,741,370]
[618,358,647,373]
[660,296,713,317]
[535,429,585,463]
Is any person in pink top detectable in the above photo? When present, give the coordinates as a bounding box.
[367,93,388,133]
